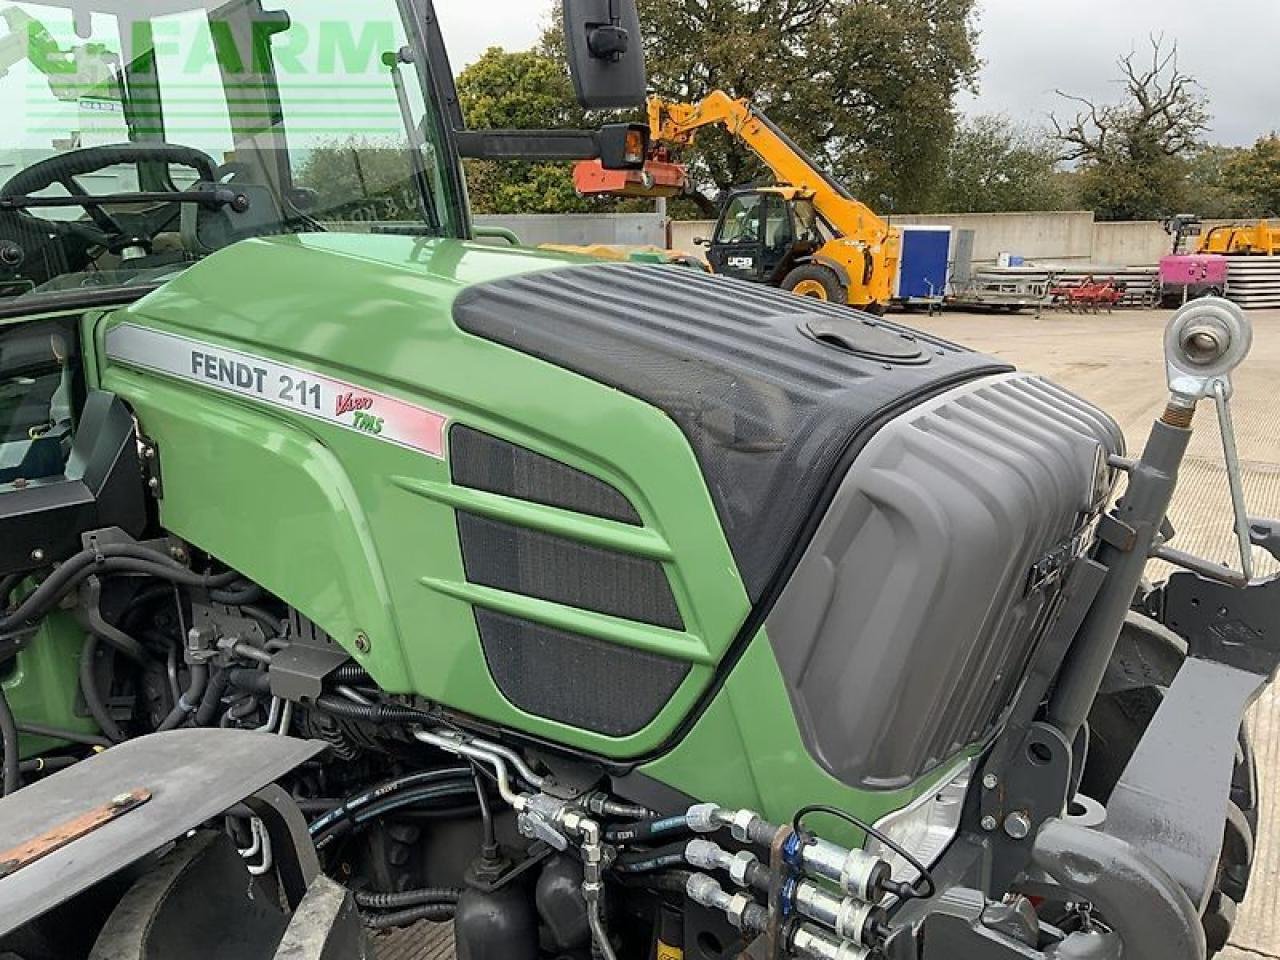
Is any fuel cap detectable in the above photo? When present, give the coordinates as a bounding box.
[799,315,929,364]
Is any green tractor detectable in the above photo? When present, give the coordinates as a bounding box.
[0,3,1273,960]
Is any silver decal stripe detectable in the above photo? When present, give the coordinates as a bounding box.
[105,323,447,459]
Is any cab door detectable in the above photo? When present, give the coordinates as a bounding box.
[759,192,799,283]
[707,191,765,281]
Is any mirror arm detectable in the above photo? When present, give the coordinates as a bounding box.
[455,129,604,163]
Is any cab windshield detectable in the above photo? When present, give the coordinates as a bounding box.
[0,0,461,308]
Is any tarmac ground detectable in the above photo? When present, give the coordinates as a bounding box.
[909,304,1280,960]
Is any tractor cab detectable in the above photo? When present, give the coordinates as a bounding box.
[701,185,833,296]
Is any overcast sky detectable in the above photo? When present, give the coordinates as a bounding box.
[434,0,1279,147]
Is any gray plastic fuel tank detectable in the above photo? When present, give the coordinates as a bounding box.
[765,373,1124,790]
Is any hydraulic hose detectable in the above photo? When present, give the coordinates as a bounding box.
[79,634,125,743]
[312,782,477,850]
[604,814,694,845]
[227,668,271,695]
[613,842,690,874]
[353,887,462,910]
[0,684,21,796]
[307,767,472,838]
[209,581,264,605]
[155,663,209,732]
[195,668,231,727]
[362,903,456,930]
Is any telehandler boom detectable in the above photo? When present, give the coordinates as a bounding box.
[602,90,901,308]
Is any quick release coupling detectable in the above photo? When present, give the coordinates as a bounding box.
[791,835,891,903]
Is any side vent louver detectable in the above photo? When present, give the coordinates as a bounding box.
[450,425,641,525]
[449,428,689,736]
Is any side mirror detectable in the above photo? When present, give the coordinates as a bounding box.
[563,0,647,109]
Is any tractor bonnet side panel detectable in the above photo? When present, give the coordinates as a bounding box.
[95,234,753,759]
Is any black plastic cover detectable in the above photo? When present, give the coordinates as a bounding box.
[454,263,1010,601]
[0,390,147,577]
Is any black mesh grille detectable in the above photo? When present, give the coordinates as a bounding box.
[450,425,641,525]
[453,263,1009,601]
[457,512,683,630]
[474,609,690,736]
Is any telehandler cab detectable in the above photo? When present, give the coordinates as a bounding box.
[0,3,1275,960]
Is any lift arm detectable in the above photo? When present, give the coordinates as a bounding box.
[647,90,892,245]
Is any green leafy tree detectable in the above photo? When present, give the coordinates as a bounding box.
[1182,145,1253,219]
[1052,37,1209,220]
[935,115,1072,213]
[457,46,642,214]
[1223,134,1280,217]
[545,0,979,215]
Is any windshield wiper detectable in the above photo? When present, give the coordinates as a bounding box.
[0,188,251,214]
[383,46,440,232]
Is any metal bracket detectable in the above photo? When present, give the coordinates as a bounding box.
[139,435,163,499]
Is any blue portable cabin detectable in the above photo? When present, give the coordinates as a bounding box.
[894,225,952,308]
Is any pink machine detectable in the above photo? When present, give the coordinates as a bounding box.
[1160,254,1229,303]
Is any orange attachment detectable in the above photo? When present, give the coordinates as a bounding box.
[573,158,688,198]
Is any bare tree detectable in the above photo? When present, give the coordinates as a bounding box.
[1051,35,1209,163]
[1051,36,1209,219]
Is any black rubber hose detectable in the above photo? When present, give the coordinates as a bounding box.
[313,783,477,850]
[0,548,240,634]
[354,887,462,910]
[155,663,209,732]
[227,668,271,695]
[19,755,78,775]
[613,842,690,874]
[17,721,112,749]
[195,668,231,727]
[209,581,264,605]
[362,903,456,930]
[604,814,692,845]
[312,694,424,724]
[0,683,21,796]
[308,767,472,837]
[79,634,125,743]
[616,869,694,896]
[0,572,23,610]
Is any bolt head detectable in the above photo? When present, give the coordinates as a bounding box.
[354,631,371,653]
[110,793,134,808]
[30,548,45,563]
[983,773,999,790]
[980,815,999,832]
[148,477,160,489]
[1003,811,1032,840]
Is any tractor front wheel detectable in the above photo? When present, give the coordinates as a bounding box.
[782,264,847,304]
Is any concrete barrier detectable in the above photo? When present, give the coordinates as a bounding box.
[893,211,1096,264]
[474,213,666,248]
[668,211,1229,268]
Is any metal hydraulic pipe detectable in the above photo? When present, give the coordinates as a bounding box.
[412,728,530,809]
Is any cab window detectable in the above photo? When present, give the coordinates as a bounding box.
[716,193,762,245]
